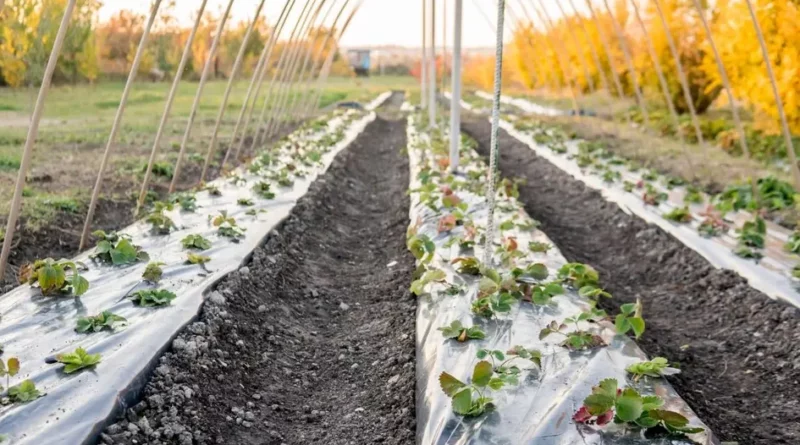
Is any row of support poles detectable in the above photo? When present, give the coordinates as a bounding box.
[428,0,437,128]
[448,0,463,173]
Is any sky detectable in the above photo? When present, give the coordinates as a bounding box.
[96,0,526,49]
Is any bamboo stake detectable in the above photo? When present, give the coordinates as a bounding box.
[198,0,267,185]
[222,0,293,171]
[79,0,163,249]
[232,0,297,162]
[744,0,800,188]
[167,0,235,194]
[0,0,77,279]
[600,0,650,127]
[651,0,704,144]
[422,0,428,109]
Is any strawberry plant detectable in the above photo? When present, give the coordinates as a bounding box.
[204,184,222,196]
[0,357,19,391]
[511,262,549,282]
[499,177,524,199]
[211,211,246,240]
[663,176,685,190]
[146,201,176,234]
[578,285,613,307]
[528,241,551,253]
[735,216,766,259]
[451,256,481,275]
[90,230,149,265]
[407,233,436,264]
[684,186,704,204]
[8,379,41,403]
[478,346,542,380]
[186,253,210,266]
[615,299,645,339]
[76,311,127,333]
[573,378,703,436]
[528,282,565,305]
[539,309,607,350]
[438,361,496,417]
[142,261,165,283]
[55,347,101,374]
[515,219,540,232]
[663,206,692,223]
[471,291,517,318]
[623,180,635,193]
[170,192,197,212]
[642,184,668,206]
[697,214,728,238]
[410,268,446,296]
[602,170,621,184]
[130,289,177,307]
[182,233,212,250]
[785,230,800,254]
[438,320,485,342]
[19,258,89,297]
[626,357,680,381]
[253,181,276,199]
[558,263,599,289]
[237,198,254,206]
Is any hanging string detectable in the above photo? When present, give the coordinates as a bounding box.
[482,0,505,266]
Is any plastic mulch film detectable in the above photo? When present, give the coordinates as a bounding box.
[475,91,566,117]
[0,94,389,445]
[405,112,717,445]
[499,114,800,309]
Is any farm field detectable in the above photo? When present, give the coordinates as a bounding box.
[3,1,800,445]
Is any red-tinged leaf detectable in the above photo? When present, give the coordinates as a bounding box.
[438,214,457,233]
[596,409,614,425]
[572,406,592,423]
[504,237,518,252]
[440,185,454,196]
[471,361,493,387]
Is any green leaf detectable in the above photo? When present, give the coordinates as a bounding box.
[595,378,618,398]
[620,303,636,315]
[584,394,615,416]
[641,395,665,411]
[488,377,505,390]
[110,239,139,265]
[56,347,101,374]
[439,372,466,396]
[471,361,493,387]
[524,263,548,280]
[615,388,644,422]
[438,320,464,339]
[629,317,645,338]
[491,350,505,361]
[130,289,177,307]
[451,388,473,415]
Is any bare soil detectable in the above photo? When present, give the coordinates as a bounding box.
[462,115,800,445]
[100,95,417,445]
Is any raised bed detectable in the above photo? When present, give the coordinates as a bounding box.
[0,94,389,444]
[405,112,714,444]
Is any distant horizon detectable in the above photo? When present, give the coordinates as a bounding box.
[97,0,520,49]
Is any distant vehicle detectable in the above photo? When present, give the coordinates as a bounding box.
[347,49,371,77]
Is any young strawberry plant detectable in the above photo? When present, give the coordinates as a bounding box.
[477,345,542,382]
[471,291,517,318]
[76,311,127,333]
[528,282,565,305]
[735,216,766,259]
[7,379,41,403]
[55,347,101,374]
[438,320,486,342]
[0,357,19,392]
[697,214,728,238]
[237,198,254,206]
[642,184,668,206]
[785,230,800,254]
[626,357,680,382]
[182,233,212,250]
[186,253,210,269]
[130,289,177,307]
[170,192,197,212]
[410,269,446,296]
[253,181,276,199]
[142,261,165,283]
[204,184,222,196]
[623,181,635,193]
[145,201,176,234]
[407,233,436,264]
[438,361,496,417]
[528,241,551,253]
[211,211,246,240]
[663,206,692,223]
[615,300,645,339]
[539,309,607,351]
[451,256,481,275]
[684,186,704,204]
[573,378,703,436]
[19,258,89,297]
[90,230,149,265]
[558,263,599,289]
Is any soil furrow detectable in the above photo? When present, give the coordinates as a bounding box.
[101,97,416,445]
[462,116,800,445]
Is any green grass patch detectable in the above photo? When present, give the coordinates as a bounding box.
[0,103,19,111]
[95,92,164,110]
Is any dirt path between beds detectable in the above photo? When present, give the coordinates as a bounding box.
[101,94,416,445]
[462,116,800,445]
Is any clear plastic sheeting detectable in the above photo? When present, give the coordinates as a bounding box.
[405,113,716,445]
[0,95,388,445]
[502,119,800,309]
[475,90,565,116]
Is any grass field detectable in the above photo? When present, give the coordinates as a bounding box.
[0,75,417,231]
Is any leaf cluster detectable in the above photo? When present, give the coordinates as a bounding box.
[130,289,177,307]
[438,320,485,342]
[76,311,127,333]
[626,357,680,381]
[90,230,149,265]
[19,258,89,297]
[182,234,212,250]
[56,347,101,374]
[142,261,166,282]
